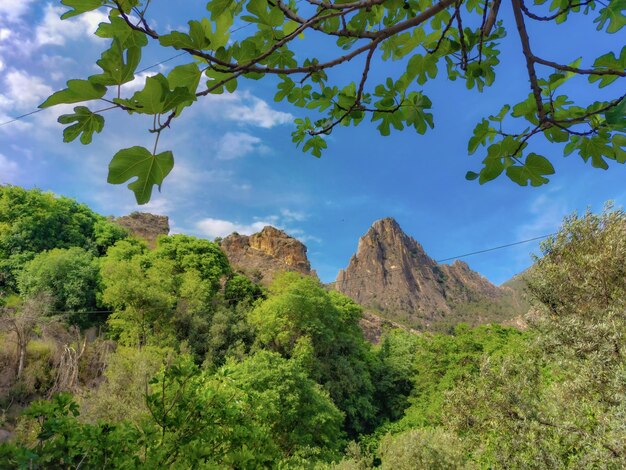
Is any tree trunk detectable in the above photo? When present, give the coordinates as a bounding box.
[16,336,26,379]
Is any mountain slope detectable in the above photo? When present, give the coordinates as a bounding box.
[220,226,315,285]
[335,218,524,330]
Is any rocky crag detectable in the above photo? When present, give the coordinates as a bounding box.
[113,212,169,248]
[220,226,315,285]
[336,218,524,330]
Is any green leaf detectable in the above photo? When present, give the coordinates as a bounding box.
[406,54,438,85]
[465,171,479,180]
[506,153,554,186]
[168,64,201,114]
[594,0,626,33]
[302,136,327,157]
[512,94,539,124]
[544,126,569,143]
[95,15,149,48]
[590,47,626,87]
[159,21,211,50]
[131,74,169,114]
[526,153,555,176]
[90,39,141,86]
[60,0,103,19]
[605,98,626,126]
[543,58,581,95]
[39,80,107,108]
[468,119,496,154]
[479,160,504,184]
[488,105,510,123]
[612,134,626,163]
[121,74,194,114]
[577,136,614,168]
[107,146,174,204]
[57,106,105,144]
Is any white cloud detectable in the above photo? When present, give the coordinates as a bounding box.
[0,28,12,41]
[120,72,153,93]
[204,91,293,128]
[517,192,569,240]
[0,0,35,22]
[195,211,317,244]
[0,69,53,110]
[125,196,173,216]
[280,208,307,222]
[0,153,19,183]
[35,4,107,47]
[216,131,268,160]
[196,218,272,239]
[40,54,76,80]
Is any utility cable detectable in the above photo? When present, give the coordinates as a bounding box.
[0,1,306,128]
[41,231,555,315]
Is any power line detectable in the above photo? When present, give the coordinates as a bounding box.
[329,232,554,286]
[136,51,187,74]
[0,3,306,128]
[0,109,44,128]
[434,233,554,263]
[43,232,555,315]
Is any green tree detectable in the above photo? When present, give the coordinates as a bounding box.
[373,329,423,422]
[0,186,106,293]
[378,427,467,470]
[1,352,345,468]
[250,272,377,435]
[0,294,53,380]
[17,247,100,326]
[151,234,231,292]
[38,0,625,203]
[226,350,346,462]
[445,205,626,467]
[92,218,129,255]
[100,252,177,347]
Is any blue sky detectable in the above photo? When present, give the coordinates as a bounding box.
[0,1,624,284]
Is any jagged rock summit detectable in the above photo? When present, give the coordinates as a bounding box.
[336,217,516,329]
[220,226,315,285]
[113,212,169,248]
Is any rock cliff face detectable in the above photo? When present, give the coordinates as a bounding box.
[336,218,516,329]
[114,212,169,248]
[220,226,314,285]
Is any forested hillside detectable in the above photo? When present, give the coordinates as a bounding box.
[0,186,624,468]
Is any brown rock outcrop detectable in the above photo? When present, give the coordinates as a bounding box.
[336,218,517,330]
[220,226,314,285]
[113,212,169,248]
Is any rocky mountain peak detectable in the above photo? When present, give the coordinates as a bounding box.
[221,226,314,285]
[336,218,515,330]
[370,217,402,233]
[113,212,169,248]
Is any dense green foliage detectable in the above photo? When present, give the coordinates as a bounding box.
[38,0,625,203]
[0,185,126,296]
[250,273,377,435]
[17,248,100,326]
[2,187,626,468]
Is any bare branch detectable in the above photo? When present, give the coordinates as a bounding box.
[533,56,626,77]
[309,44,378,136]
[520,0,595,21]
[482,0,502,35]
[511,0,546,121]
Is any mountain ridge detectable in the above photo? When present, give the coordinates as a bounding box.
[334,217,524,330]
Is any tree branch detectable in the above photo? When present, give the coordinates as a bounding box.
[482,0,501,35]
[533,56,626,77]
[511,0,546,120]
[520,0,594,21]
